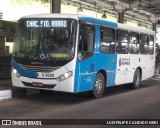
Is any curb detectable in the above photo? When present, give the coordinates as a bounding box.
[0,90,12,101]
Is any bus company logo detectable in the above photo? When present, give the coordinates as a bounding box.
[2,120,11,125]
[119,58,130,66]
[121,58,130,65]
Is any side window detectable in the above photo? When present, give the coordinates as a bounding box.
[149,35,154,55]
[116,30,129,54]
[129,32,139,54]
[78,21,95,61]
[100,26,115,53]
[140,34,148,54]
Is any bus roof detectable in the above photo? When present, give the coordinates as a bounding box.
[21,13,155,35]
[22,13,80,19]
[118,23,155,35]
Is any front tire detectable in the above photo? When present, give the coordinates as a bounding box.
[90,73,105,98]
[132,69,141,89]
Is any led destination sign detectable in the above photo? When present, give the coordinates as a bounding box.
[26,20,67,28]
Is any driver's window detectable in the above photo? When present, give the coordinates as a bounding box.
[78,21,95,61]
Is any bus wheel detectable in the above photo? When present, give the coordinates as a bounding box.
[91,73,105,98]
[132,69,141,89]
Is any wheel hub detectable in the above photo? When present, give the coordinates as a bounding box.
[95,78,103,94]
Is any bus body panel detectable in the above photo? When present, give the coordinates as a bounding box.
[95,53,117,86]
[78,57,96,92]
[12,72,19,87]
[115,54,155,85]
[139,55,155,80]
[19,76,60,91]
[94,25,117,87]
[12,59,37,78]
[114,24,155,85]
[115,54,139,85]
[76,17,118,91]
[12,57,77,92]
[12,70,75,93]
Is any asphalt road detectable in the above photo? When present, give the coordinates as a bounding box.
[0,78,160,128]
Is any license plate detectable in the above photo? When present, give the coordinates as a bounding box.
[32,82,43,87]
[42,73,54,78]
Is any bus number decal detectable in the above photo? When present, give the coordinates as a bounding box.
[42,73,54,78]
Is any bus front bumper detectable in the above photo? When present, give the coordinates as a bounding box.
[12,72,74,93]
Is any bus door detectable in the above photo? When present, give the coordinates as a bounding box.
[77,22,96,92]
[115,30,130,85]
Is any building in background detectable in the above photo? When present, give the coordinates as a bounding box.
[0,0,50,55]
[0,0,50,21]
[0,20,17,55]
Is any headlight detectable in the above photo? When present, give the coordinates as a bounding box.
[11,68,21,77]
[57,71,73,82]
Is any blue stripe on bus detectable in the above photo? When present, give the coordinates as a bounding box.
[95,25,117,86]
[74,54,117,93]
[77,16,118,28]
[95,54,117,87]
[74,23,117,93]
[74,61,79,93]
[12,59,37,78]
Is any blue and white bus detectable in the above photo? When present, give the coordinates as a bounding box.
[12,14,155,98]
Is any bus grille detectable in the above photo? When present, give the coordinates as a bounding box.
[22,82,56,89]
[18,63,60,72]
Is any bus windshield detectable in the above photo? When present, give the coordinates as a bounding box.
[13,18,77,66]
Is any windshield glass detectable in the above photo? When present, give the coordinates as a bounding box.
[13,18,77,66]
